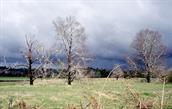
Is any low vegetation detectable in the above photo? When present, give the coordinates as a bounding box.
[0,78,171,109]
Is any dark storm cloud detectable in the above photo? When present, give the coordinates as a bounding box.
[0,0,172,68]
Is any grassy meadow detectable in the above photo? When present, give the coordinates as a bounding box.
[0,77,172,109]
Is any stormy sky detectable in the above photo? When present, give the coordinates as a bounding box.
[0,0,172,69]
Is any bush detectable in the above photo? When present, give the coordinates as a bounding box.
[167,71,172,83]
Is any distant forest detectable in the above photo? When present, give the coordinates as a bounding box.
[0,66,146,78]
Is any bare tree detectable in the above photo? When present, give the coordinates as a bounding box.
[131,28,166,83]
[53,16,88,85]
[111,65,124,80]
[21,34,51,85]
[21,34,37,85]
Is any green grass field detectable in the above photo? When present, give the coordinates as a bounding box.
[0,77,172,109]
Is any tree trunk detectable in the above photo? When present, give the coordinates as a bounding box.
[116,75,119,80]
[67,60,72,85]
[146,71,151,83]
[67,38,72,85]
[28,58,33,85]
[68,71,72,85]
[30,76,33,85]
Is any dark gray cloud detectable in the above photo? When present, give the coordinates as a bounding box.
[0,0,172,68]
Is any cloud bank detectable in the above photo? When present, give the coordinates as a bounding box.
[0,0,172,69]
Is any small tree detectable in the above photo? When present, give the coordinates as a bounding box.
[131,29,166,83]
[111,65,124,80]
[21,34,51,85]
[53,16,88,85]
[21,34,37,85]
